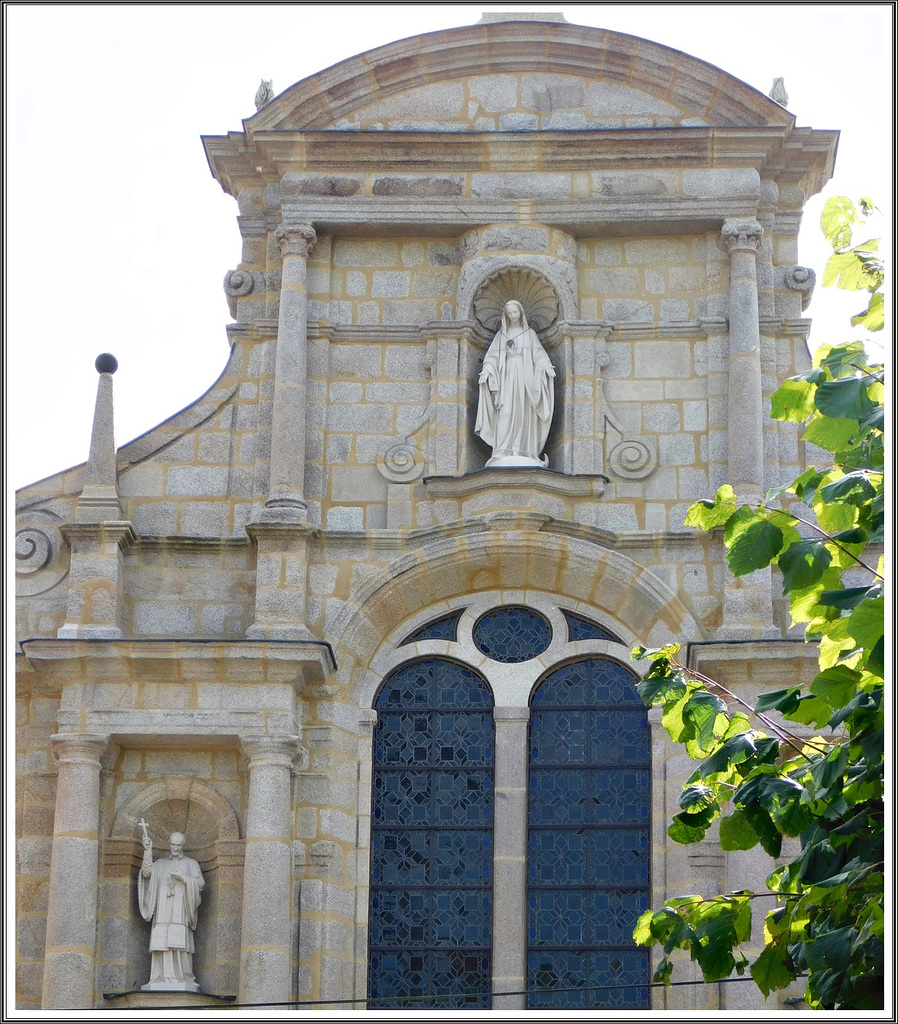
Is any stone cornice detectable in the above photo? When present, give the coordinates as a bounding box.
[204,126,836,203]
[20,638,336,688]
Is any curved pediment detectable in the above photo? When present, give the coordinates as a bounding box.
[246,20,793,134]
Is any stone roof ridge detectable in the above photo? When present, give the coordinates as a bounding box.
[477,11,569,22]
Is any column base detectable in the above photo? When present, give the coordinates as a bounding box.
[56,624,124,639]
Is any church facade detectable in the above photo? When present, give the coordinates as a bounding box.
[15,15,835,1011]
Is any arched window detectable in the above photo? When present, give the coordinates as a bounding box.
[527,658,651,1009]
[368,658,494,1008]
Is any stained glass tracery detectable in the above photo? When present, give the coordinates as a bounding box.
[472,605,552,663]
[400,610,464,645]
[369,659,493,1008]
[527,658,651,1009]
[562,609,624,644]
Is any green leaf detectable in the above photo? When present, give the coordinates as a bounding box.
[719,810,759,850]
[631,642,681,662]
[636,671,688,706]
[813,497,859,535]
[820,196,859,250]
[866,636,884,678]
[754,688,801,714]
[818,471,875,505]
[699,731,760,778]
[811,666,861,709]
[851,290,884,332]
[633,908,654,945]
[740,804,782,857]
[725,516,784,576]
[784,694,836,730]
[803,413,859,453]
[653,959,673,986]
[805,927,854,973]
[778,539,832,593]
[821,241,881,292]
[678,784,717,812]
[847,597,884,650]
[815,376,876,420]
[683,690,728,754]
[818,586,879,611]
[808,746,849,803]
[751,941,795,996]
[668,803,719,844]
[684,485,737,530]
[770,374,822,423]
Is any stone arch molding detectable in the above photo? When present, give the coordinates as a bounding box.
[244,21,794,133]
[111,776,240,846]
[331,525,702,704]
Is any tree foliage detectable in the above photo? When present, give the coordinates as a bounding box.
[631,198,885,1009]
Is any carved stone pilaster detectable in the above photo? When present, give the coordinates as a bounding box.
[718,218,774,634]
[720,218,763,256]
[41,734,109,1009]
[239,735,300,1005]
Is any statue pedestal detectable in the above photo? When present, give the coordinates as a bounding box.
[141,980,201,993]
[485,454,547,468]
[104,990,236,1009]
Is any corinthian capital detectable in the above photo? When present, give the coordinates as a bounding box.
[720,219,763,255]
[275,223,316,258]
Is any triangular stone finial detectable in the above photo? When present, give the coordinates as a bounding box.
[75,353,123,522]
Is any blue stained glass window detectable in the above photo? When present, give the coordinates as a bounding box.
[400,611,464,645]
[527,658,650,1009]
[473,606,552,663]
[562,610,624,644]
[369,659,493,1009]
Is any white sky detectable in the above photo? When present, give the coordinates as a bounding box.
[6,3,892,491]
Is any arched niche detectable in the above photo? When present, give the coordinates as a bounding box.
[100,776,242,999]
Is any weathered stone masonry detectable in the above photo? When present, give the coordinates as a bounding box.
[16,15,835,1011]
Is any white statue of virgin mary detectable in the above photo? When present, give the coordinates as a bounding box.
[475,300,556,467]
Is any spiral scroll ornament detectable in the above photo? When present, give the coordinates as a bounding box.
[607,438,657,480]
[223,269,255,298]
[16,523,69,596]
[473,267,559,335]
[377,440,424,483]
[16,528,53,574]
[785,266,816,292]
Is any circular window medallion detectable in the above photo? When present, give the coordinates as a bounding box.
[472,606,552,663]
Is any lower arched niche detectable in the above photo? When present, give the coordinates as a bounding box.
[100,775,242,998]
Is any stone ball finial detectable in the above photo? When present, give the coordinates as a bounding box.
[95,353,118,374]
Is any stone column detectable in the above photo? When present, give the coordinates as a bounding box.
[718,218,774,637]
[238,735,299,1006]
[720,219,765,503]
[246,223,317,641]
[492,706,530,1010]
[41,734,108,1009]
[264,222,316,521]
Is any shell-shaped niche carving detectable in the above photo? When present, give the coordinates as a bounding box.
[473,267,559,335]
